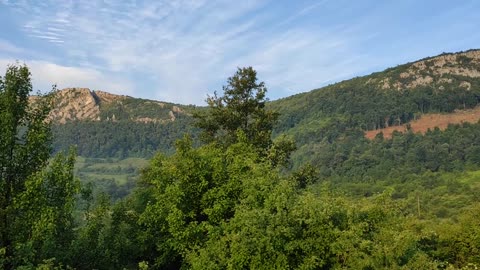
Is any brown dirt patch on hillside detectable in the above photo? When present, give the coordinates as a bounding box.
[365,106,480,139]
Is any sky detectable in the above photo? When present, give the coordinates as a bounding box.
[0,0,479,105]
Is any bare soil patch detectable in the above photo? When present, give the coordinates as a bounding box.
[365,106,480,139]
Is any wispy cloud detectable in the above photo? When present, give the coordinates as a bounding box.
[5,0,347,104]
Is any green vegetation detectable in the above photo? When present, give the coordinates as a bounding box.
[67,140,480,269]
[269,50,480,168]
[293,122,480,182]
[94,94,197,122]
[51,117,199,158]
[2,51,480,269]
[0,64,79,268]
[194,67,280,151]
[75,157,148,201]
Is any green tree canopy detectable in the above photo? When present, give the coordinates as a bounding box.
[194,67,279,152]
[0,64,79,268]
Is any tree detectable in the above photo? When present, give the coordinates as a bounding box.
[138,136,246,268]
[0,64,79,268]
[194,67,279,153]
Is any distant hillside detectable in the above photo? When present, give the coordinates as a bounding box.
[267,49,480,166]
[365,106,480,139]
[47,88,200,158]
[366,49,480,91]
[270,49,480,134]
[47,50,480,164]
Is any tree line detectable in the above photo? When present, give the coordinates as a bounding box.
[51,118,198,158]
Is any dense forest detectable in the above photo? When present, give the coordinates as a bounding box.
[1,55,480,269]
[267,50,480,174]
[51,117,198,158]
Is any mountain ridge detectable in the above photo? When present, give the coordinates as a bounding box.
[41,87,191,124]
[46,49,480,125]
[270,49,480,133]
[47,49,480,162]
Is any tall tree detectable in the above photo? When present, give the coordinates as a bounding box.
[194,67,279,152]
[0,64,79,268]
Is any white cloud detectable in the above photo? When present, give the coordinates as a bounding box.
[2,0,361,104]
[0,59,134,95]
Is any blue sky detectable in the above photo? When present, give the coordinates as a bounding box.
[0,0,479,105]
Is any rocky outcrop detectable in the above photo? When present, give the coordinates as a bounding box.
[373,49,480,91]
[94,90,127,104]
[50,88,101,124]
[32,88,189,124]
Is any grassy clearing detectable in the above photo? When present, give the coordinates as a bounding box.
[75,156,149,185]
[74,156,150,200]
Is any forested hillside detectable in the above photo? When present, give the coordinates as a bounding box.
[269,49,480,169]
[52,117,197,158]
[47,88,200,158]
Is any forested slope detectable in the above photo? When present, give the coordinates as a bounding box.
[63,66,480,269]
[268,49,480,168]
[48,88,200,158]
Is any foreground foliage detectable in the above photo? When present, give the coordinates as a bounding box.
[0,64,79,269]
[70,138,480,269]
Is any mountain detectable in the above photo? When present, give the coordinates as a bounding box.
[49,49,480,165]
[48,88,199,158]
[48,87,192,124]
[14,51,480,269]
[270,49,480,135]
[267,49,480,167]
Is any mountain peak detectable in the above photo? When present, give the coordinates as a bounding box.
[51,88,101,124]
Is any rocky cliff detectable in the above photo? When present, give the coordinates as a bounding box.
[43,88,188,124]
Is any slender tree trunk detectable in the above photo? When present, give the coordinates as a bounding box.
[417,194,421,218]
